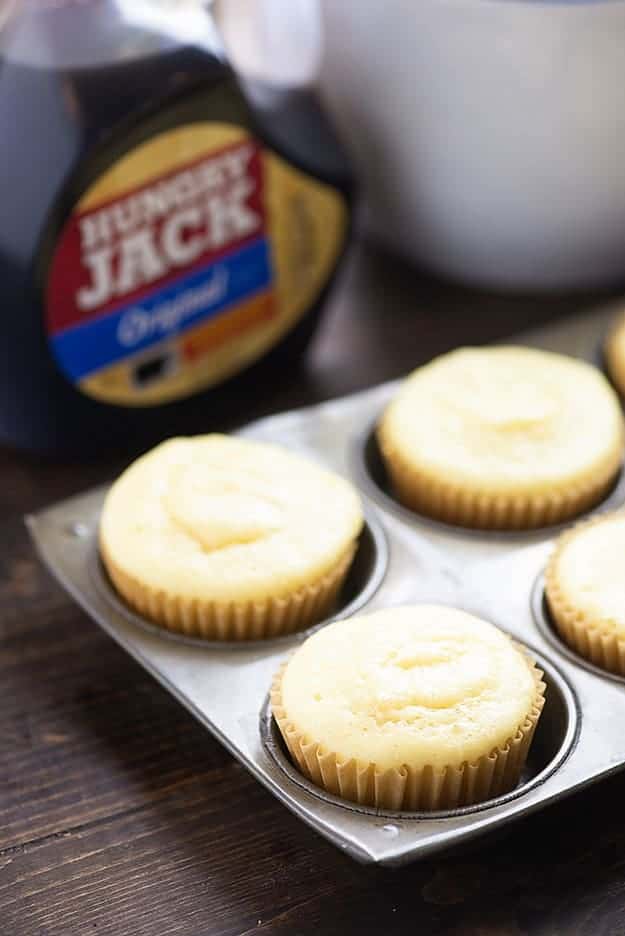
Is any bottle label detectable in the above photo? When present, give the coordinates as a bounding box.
[45,123,347,406]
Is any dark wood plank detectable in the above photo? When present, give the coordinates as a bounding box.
[1,609,235,848]
[4,767,625,936]
[1,240,624,935]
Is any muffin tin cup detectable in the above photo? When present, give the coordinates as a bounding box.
[89,512,389,651]
[353,418,625,543]
[261,648,576,821]
[532,574,625,686]
[268,655,547,813]
[27,301,625,866]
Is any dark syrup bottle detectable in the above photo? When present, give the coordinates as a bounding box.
[0,0,353,454]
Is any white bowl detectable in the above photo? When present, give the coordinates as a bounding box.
[318,0,625,290]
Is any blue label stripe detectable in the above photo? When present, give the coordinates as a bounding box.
[52,238,272,381]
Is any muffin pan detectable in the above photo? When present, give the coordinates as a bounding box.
[27,303,625,866]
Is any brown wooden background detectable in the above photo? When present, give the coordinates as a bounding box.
[3,241,625,936]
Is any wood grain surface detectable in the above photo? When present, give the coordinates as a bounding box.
[2,241,625,936]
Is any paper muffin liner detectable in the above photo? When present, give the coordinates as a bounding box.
[546,514,625,675]
[377,426,622,531]
[604,316,625,399]
[270,652,546,811]
[100,541,356,641]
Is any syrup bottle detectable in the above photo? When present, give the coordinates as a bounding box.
[0,0,352,452]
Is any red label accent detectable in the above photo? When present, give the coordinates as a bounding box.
[47,140,266,335]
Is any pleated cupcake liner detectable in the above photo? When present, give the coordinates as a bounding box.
[377,428,622,531]
[271,654,546,812]
[100,542,356,641]
[546,514,625,675]
[604,319,625,399]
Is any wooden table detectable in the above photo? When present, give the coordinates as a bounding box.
[3,241,625,936]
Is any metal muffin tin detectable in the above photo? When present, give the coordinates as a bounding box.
[27,304,625,867]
